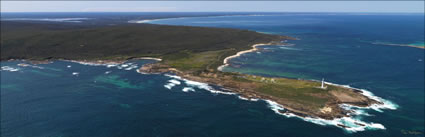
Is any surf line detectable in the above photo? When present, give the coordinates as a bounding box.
[162,73,391,133]
[218,42,280,71]
[213,42,398,132]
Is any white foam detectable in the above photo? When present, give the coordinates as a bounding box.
[340,104,372,116]
[164,74,182,79]
[265,100,285,113]
[238,96,259,102]
[72,72,79,76]
[162,74,393,132]
[259,81,398,132]
[1,66,20,72]
[182,87,195,92]
[66,60,145,72]
[264,100,385,132]
[124,65,136,70]
[67,65,72,68]
[136,69,148,74]
[164,84,173,89]
[163,79,182,90]
[124,65,139,70]
[107,64,117,68]
[185,80,236,95]
[164,74,236,95]
[169,79,181,85]
[324,82,399,112]
[105,71,112,74]
[66,60,120,67]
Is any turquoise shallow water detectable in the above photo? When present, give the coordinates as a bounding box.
[1,13,424,137]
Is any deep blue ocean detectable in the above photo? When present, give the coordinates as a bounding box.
[1,13,424,137]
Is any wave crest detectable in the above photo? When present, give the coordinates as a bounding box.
[163,74,396,132]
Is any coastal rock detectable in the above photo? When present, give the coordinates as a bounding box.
[137,62,382,120]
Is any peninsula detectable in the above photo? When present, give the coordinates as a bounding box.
[1,21,382,121]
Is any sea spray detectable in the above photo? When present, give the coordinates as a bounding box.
[164,79,181,90]
[72,72,79,76]
[164,74,236,95]
[182,87,195,92]
[65,60,145,72]
[264,99,385,132]
[238,96,259,102]
[163,74,396,132]
[1,66,20,72]
[323,81,399,111]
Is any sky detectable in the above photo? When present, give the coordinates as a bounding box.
[1,1,424,13]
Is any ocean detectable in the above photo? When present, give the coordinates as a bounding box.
[1,13,424,137]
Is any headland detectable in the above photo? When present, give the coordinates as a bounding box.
[1,20,386,124]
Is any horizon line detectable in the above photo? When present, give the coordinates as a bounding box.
[1,11,424,14]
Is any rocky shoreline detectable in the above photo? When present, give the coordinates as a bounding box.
[137,62,382,120]
[4,55,391,131]
[7,49,383,121]
[135,41,384,120]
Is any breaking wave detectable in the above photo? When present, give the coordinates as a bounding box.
[324,82,399,111]
[238,96,259,102]
[1,66,20,72]
[163,74,397,132]
[264,99,386,133]
[72,72,79,76]
[164,74,236,95]
[65,57,398,133]
[182,87,195,92]
[66,60,139,71]
[164,79,181,90]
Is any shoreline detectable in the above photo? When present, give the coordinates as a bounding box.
[218,42,281,71]
[3,56,398,132]
[132,40,398,132]
[157,73,395,132]
[128,14,271,24]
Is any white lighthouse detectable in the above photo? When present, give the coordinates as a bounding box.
[321,78,326,89]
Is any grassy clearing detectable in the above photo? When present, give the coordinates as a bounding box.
[245,76,330,108]
[161,50,339,109]
[162,49,235,73]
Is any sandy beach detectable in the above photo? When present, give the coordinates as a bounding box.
[218,43,271,71]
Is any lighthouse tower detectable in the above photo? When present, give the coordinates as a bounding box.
[321,78,325,89]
